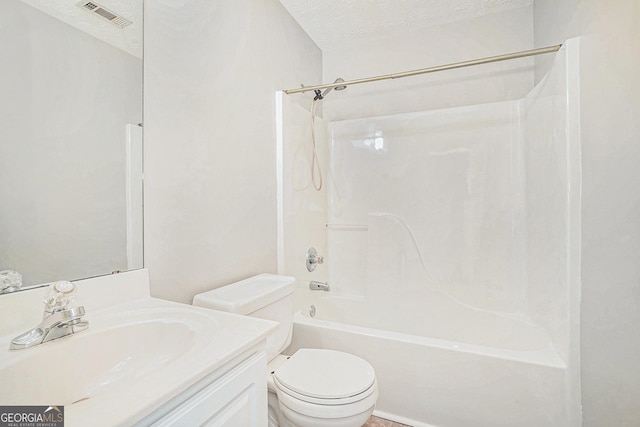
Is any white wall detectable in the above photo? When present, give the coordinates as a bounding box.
[0,1,142,286]
[322,6,534,120]
[144,0,322,303]
[534,1,640,425]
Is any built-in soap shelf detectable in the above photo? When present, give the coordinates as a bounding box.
[325,224,368,231]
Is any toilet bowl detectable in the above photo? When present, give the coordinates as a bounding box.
[269,349,378,427]
[193,274,378,427]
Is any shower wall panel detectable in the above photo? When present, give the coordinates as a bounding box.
[521,40,581,372]
[277,94,330,293]
[328,102,528,314]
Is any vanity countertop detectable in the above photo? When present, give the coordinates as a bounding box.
[0,269,277,427]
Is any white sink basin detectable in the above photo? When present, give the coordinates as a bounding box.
[0,307,205,406]
[0,296,276,426]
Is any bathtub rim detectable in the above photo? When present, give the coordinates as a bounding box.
[293,310,565,369]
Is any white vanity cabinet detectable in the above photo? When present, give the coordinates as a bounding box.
[141,347,267,427]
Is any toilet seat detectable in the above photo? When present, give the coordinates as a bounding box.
[273,349,376,402]
[274,376,378,405]
[276,379,378,421]
[268,349,379,425]
[272,348,378,422]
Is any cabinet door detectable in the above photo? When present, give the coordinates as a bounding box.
[153,351,267,427]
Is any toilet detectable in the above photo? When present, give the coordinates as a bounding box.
[193,274,378,427]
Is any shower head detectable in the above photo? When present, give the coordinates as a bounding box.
[332,78,347,90]
[314,78,347,101]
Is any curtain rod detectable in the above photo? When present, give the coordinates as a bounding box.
[283,44,562,95]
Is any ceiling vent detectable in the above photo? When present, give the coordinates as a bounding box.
[77,1,133,28]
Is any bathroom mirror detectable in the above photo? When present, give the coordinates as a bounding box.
[0,0,143,293]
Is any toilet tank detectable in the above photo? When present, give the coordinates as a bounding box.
[192,274,295,362]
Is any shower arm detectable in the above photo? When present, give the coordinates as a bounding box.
[283,44,562,95]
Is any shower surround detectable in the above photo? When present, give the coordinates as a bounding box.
[277,39,580,426]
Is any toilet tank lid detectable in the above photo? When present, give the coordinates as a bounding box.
[192,273,295,315]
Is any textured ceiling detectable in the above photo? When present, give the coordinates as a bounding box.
[278,0,533,50]
[19,0,142,58]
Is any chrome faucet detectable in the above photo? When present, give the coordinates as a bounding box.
[309,281,330,292]
[10,281,89,350]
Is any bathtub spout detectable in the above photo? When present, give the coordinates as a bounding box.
[309,281,330,292]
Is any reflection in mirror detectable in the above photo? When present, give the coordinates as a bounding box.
[0,0,143,293]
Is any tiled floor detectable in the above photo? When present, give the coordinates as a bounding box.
[364,415,412,427]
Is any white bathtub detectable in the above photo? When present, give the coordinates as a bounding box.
[286,292,570,427]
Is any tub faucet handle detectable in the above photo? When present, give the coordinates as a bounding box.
[306,247,324,272]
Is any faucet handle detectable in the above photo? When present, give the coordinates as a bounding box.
[306,247,325,272]
[0,270,22,294]
[43,281,76,315]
